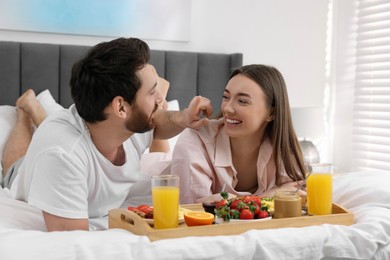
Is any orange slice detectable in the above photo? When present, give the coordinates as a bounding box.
[184,211,214,226]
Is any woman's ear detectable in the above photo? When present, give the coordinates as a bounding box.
[266,109,275,122]
[266,114,275,122]
[112,96,128,119]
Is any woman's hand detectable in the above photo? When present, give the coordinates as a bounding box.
[278,181,307,196]
[182,96,213,130]
[261,181,307,197]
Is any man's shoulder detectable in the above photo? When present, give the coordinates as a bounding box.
[29,109,90,160]
[38,106,86,138]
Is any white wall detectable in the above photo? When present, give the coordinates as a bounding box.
[0,0,329,108]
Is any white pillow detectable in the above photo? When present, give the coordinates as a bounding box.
[0,106,17,174]
[36,89,65,115]
[0,90,64,174]
[0,197,47,230]
[167,99,179,111]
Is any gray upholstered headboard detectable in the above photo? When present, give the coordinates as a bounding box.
[0,41,242,114]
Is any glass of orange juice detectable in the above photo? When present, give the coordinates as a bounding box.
[306,163,333,215]
[151,175,179,229]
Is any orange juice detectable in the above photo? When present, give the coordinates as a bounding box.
[152,186,179,229]
[306,173,333,215]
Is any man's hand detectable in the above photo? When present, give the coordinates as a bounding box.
[183,96,213,130]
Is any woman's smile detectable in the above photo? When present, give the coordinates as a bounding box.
[225,117,242,127]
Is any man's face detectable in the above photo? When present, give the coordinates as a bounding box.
[125,101,158,133]
[126,64,162,133]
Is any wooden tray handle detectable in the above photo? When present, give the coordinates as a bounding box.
[109,208,153,235]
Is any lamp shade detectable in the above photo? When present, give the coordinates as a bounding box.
[290,107,324,138]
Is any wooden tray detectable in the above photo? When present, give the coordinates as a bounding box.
[109,203,354,241]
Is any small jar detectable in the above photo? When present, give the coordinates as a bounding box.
[273,190,302,219]
[202,201,218,215]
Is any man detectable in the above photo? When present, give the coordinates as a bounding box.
[3,38,212,231]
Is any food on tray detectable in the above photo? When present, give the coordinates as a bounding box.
[214,192,273,221]
[261,197,274,213]
[273,190,302,218]
[179,207,192,219]
[127,204,153,219]
[127,205,192,221]
[202,201,218,215]
[184,211,214,226]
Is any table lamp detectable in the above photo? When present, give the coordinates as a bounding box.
[290,107,324,164]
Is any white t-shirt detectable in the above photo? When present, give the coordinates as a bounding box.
[10,105,153,220]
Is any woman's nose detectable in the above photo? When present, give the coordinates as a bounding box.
[222,101,235,113]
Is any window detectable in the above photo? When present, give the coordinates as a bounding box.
[352,0,390,171]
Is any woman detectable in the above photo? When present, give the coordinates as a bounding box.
[170,64,306,203]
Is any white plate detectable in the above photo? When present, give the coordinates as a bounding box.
[230,216,272,222]
[215,216,272,224]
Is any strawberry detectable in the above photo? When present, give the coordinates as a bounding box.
[128,205,153,219]
[258,210,269,219]
[215,191,230,210]
[251,203,261,217]
[243,196,252,204]
[215,199,228,210]
[230,199,243,210]
[240,209,254,219]
[243,195,262,206]
[214,193,271,221]
[249,195,262,206]
[127,206,139,211]
[137,205,152,214]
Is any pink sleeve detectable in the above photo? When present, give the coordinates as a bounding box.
[170,129,214,204]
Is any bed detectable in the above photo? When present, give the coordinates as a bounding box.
[1,41,390,260]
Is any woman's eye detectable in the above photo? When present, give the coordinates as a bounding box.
[239,99,248,104]
[222,95,230,100]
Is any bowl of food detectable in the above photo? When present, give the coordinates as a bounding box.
[201,201,218,215]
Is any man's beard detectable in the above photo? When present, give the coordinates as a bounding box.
[125,103,158,133]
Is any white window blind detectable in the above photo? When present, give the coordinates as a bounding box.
[353,0,390,171]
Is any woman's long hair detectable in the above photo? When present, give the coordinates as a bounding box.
[228,64,306,183]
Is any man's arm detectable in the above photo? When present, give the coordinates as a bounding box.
[43,211,89,231]
[153,96,213,140]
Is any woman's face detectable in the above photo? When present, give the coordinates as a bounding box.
[221,74,273,139]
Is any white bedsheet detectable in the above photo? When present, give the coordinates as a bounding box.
[1,171,389,260]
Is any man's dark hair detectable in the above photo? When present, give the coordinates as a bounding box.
[70,37,150,122]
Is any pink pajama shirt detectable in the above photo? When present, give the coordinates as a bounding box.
[170,119,291,204]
